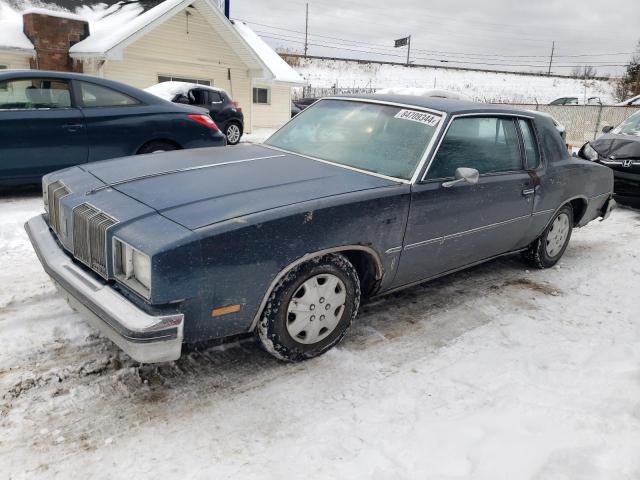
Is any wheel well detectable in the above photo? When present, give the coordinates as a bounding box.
[137,139,181,154]
[568,198,587,225]
[340,250,381,297]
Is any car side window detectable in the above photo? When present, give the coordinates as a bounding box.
[79,82,139,108]
[0,78,71,110]
[517,119,540,169]
[565,97,579,105]
[426,116,523,180]
[190,89,208,104]
[209,91,222,103]
[549,98,565,106]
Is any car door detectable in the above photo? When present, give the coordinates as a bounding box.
[0,77,88,183]
[75,80,149,161]
[393,115,536,287]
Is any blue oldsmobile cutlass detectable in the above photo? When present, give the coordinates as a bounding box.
[26,95,615,363]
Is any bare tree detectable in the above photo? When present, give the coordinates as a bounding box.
[571,65,598,79]
[615,39,640,101]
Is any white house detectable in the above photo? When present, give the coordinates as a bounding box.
[0,0,305,132]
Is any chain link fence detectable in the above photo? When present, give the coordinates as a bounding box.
[292,87,639,148]
[509,104,640,147]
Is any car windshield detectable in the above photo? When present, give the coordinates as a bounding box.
[265,99,443,180]
[613,111,640,136]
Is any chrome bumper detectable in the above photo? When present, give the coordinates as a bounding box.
[25,215,183,363]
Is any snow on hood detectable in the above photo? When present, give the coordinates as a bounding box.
[0,1,34,52]
[231,20,305,85]
[145,81,225,101]
[375,87,472,101]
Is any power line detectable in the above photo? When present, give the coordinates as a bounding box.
[242,20,633,61]
[260,32,630,69]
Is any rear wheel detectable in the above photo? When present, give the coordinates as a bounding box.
[523,204,574,269]
[224,122,242,145]
[257,254,360,362]
[137,140,178,154]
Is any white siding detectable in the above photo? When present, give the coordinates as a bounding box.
[252,84,291,129]
[84,6,255,132]
[0,51,32,69]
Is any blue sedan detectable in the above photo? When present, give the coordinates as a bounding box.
[0,70,226,186]
[26,96,615,363]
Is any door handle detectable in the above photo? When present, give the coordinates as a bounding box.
[63,123,84,132]
[522,188,536,196]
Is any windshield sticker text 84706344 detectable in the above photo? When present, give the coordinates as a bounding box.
[394,109,441,127]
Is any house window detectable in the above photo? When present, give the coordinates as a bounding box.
[253,87,270,105]
[158,75,211,86]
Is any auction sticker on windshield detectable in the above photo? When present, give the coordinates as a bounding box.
[394,109,441,127]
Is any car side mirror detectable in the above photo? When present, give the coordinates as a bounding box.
[601,125,614,134]
[442,167,480,188]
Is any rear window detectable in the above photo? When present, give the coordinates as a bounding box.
[0,78,71,109]
[80,82,139,108]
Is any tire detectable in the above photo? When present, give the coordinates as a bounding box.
[224,122,242,145]
[257,254,361,362]
[137,140,178,154]
[523,204,574,269]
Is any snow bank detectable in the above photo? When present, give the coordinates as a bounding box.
[233,20,304,85]
[0,1,34,52]
[293,57,617,104]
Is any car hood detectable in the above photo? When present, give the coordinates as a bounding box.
[81,144,398,230]
[591,133,640,159]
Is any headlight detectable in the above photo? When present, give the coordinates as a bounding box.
[113,238,151,297]
[581,143,599,161]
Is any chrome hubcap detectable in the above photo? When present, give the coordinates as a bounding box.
[546,213,570,257]
[286,274,347,345]
[227,124,240,143]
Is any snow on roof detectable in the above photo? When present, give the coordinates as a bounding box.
[231,20,304,85]
[69,0,185,56]
[145,81,225,101]
[0,2,34,52]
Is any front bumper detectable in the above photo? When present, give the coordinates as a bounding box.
[25,215,184,363]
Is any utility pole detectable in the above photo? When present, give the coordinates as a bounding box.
[547,41,555,76]
[304,3,309,58]
[406,35,411,66]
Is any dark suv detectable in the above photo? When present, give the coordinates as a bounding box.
[146,82,244,145]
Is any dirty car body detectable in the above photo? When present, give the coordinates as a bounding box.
[26,95,614,363]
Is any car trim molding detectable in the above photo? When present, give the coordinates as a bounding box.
[248,245,384,332]
[85,154,286,194]
[404,214,531,251]
[385,246,403,254]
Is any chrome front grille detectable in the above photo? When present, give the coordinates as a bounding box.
[47,181,70,234]
[72,203,117,278]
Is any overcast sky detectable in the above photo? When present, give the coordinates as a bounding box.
[229,0,639,76]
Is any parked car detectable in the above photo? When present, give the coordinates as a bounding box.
[0,70,225,186]
[578,110,640,205]
[26,95,615,364]
[549,96,602,106]
[291,102,302,118]
[294,97,319,111]
[146,82,244,145]
[615,94,640,106]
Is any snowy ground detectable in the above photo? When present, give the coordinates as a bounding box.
[1,187,639,478]
[291,57,617,104]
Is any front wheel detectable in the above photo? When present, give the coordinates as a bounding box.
[523,204,574,269]
[257,254,361,361]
